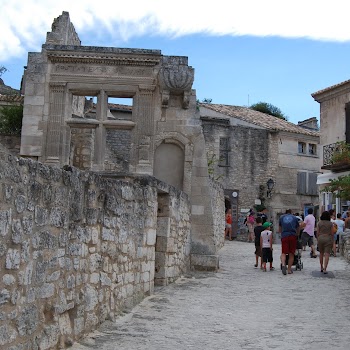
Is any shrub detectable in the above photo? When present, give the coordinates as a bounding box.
[0,105,23,135]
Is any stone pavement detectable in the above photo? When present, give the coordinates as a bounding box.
[72,241,350,350]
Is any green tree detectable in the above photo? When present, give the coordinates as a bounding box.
[322,175,350,200]
[0,105,23,135]
[250,102,287,120]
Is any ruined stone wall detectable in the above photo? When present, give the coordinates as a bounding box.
[0,152,191,349]
[209,177,225,252]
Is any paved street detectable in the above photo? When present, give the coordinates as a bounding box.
[72,241,350,350]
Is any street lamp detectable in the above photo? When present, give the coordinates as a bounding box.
[266,178,275,198]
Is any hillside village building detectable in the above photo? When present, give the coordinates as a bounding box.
[0,11,322,349]
[199,104,320,234]
[312,79,350,214]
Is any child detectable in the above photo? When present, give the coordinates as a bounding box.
[254,217,264,268]
[260,221,274,271]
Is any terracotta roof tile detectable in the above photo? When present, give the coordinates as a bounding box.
[199,103,319,137]
[0,94,24,103]
[312,78,350,97]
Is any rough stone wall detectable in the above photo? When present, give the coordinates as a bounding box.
[155,190,191,285]
[340,230,350,262]
[202,123,274,210]
[208,177,225,252]
[105,129,131,172]
[70,128,95,170]
[0,152,191,349]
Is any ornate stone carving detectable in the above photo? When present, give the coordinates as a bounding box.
[160,65,194,91]
[159,60,194,109]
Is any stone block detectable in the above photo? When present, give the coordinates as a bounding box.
[0,209,11,236]
[190,254,219,271]
[156,236,167,252]
[146,229,156,246]
[156,217,170,237]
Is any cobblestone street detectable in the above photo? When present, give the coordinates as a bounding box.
[72,241,350,350]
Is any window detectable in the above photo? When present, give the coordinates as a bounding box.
[297,172,318,195]
[219,137,230,166]
[309,143,317,155]
[298,142,306,154]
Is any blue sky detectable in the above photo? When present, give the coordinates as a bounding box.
[1,0,350,124]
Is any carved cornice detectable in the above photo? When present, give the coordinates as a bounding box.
[47,53,161,67]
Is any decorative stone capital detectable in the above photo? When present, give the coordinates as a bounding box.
[159,62,194,109]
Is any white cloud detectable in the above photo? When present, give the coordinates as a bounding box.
[1,0,350,61]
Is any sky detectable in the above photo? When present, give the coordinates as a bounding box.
[1,0,350,124]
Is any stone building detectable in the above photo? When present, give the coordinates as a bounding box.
[312,79,350,214]
[19,11,224,272]
[199,103,320,236]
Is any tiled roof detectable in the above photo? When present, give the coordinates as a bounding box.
[0,94,24,103]
[199,103,319,137]
[108,103,132,111]
[312,78,350,97]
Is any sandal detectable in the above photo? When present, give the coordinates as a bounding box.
[288,270,293,274]
[323,271,328,274]
[270,267,275,271]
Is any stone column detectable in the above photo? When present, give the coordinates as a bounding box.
[135,87,155,174]
[92,90,107,171]
[46,83,66,164]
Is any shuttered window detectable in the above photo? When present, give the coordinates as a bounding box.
[308,172,318,195]
[297,172,318,195]
[297,172,307,194]
[219,137,230,166]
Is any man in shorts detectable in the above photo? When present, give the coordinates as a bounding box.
[279,209,300,275]
[301,208,317,258]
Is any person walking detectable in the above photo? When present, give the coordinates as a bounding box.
[260,221,274,271]
[225,208,232,240]
[301,208,317,258]
[333,213,345,256]
[317,211,335,274]
[279,209,300,275]
[246,209,255,243]
[254,216,264,268]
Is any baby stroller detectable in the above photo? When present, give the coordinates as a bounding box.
[280,237,303,271]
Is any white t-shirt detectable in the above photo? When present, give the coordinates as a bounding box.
[334,219,345,234]
[261,229,273,248]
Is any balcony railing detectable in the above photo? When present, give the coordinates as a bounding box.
[322,142,350,172]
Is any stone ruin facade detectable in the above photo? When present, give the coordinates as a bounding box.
[0,11,224,349]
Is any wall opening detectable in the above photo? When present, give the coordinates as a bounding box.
[154,142,184,190]
[155,193,170,286]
